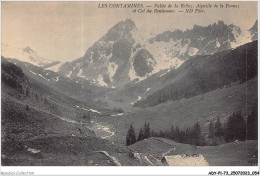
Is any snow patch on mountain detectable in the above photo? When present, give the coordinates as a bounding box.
[107,62,118,81]
[145,39,186,72]
[216,40,221,47]
[111,113,124,117]
[53,76,60,82]
[29,70,50,82]
[130,29,153,46]
[230,29,252,49]
[179,42,190,55]
[66,71,72,78]
[128,63,146,82]
[188,47,199,56]
[77,69,83,77]
[97,75,108,87]
[46,62,63,72]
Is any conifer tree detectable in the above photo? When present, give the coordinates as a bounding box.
[225,111,246,142]
[143,122,151,139]
[215,117,224,137]
[170,125,175,140]
[193,121,202,146]
[247,106,258,140]
[137,127,144,141]
[150,129,155,137]
[175,126,180,142]
[208,121,215,138]
[236,111,246,141]
[126,124,136,146]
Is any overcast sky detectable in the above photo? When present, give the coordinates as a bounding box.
[2,1,258,61]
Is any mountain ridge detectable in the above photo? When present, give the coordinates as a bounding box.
[3,19,257,89]
[49,19,256,88]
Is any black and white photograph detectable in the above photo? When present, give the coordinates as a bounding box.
[0,1,259,175]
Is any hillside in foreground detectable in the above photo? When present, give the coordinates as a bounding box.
[129,137,257,166]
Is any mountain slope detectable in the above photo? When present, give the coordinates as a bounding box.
[1,43,57,67]
[134,40,257,108]
[249,20,258,41]
[2,56,111,107]
[103,40,257,111]
[2,58,96,117]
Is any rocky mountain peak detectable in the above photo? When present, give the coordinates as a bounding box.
[102,19,136,42]
[56,19,156,88]
[121,18,136,30]
[23,46,36,54]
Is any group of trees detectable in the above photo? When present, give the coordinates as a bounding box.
[224,111,246,142]
[224,108,258,142]
[208,117,224,139]
[137,122,151,141]
[126,122,153,146]
[126,124,136,146]
[126,107,258,146]
[126,121,206,146]
[156,122,206,146]
[246,106,258,140]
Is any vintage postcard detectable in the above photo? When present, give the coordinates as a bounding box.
[1,1,258,175]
